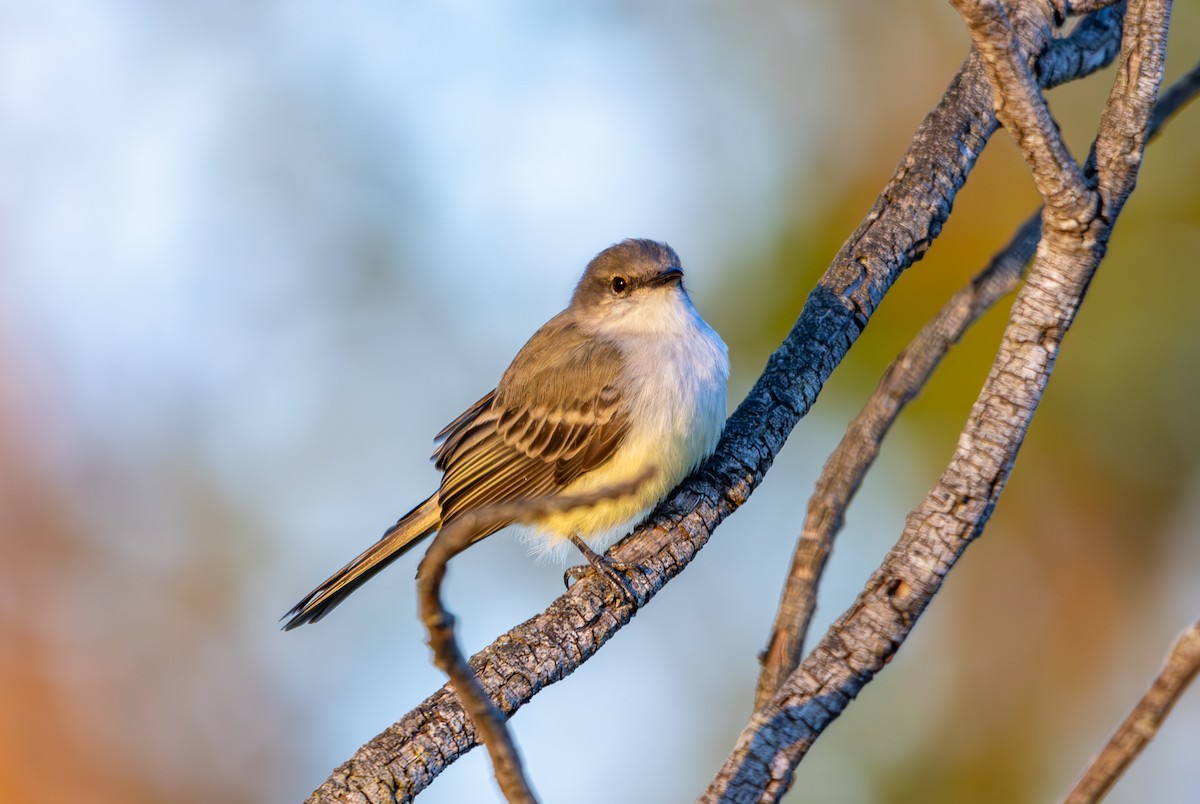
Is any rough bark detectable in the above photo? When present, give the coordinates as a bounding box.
[701,0,1171,800]
[307,9,1127,803]
[754,212,1039,710]
[756,51,1200,714]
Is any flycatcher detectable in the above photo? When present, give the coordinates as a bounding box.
[283,239,728,629]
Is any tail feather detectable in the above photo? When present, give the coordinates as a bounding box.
[282,495,440,630]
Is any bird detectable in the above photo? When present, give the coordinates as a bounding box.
[283,238,729,630]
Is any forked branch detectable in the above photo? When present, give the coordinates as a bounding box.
[702,1,1171,799]
[756,54,1200,713]
[307,10,1127,803]
[755,213,1039,709]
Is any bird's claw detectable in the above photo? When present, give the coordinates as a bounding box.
[564,535,639,604]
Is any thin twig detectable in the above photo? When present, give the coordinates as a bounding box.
[755,213,1040,709]
[700,1,1172,799]
[306,13,1126,803]
[417,523,534,804]
[1151,60,1200,124]
[755,54,1200,714]
[416,470,655,804]
[1062,621,1200,804]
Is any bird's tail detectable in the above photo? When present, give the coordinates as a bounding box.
[282,495,440,630]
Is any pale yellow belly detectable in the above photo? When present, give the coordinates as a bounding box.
[528,391,722,553]
[533,438,679,544]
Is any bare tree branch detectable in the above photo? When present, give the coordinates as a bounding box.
[1152,58,1200,123]
[306,11,1126,804]
[700,1,1171,800]
[1092,0,1173,216]
[416,471,656,804]
[1037,1,1126,85]
[755,53,1200,714]
[418,527,537,804]
[754,213,1039,710]
[955,0,1096,222]
[1062,621,1200,804]
[1055,0,1125,17]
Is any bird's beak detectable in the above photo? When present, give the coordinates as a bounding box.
[649,267,684,287]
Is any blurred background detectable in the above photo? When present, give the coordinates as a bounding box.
[2,1,1198,802]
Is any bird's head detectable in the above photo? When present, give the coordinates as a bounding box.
[570,239,690,334]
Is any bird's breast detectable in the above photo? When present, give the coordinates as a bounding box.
[524,300,728,558]
[621,307,729,485]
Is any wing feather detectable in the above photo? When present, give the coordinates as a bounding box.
[433,390,497,470]
[431,313,629,526]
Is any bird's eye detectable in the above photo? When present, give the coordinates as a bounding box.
[610,276,628,294]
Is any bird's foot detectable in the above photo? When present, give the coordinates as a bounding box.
[563,535,639,604]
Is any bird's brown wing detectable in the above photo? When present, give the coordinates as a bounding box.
[431,313,629,526]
